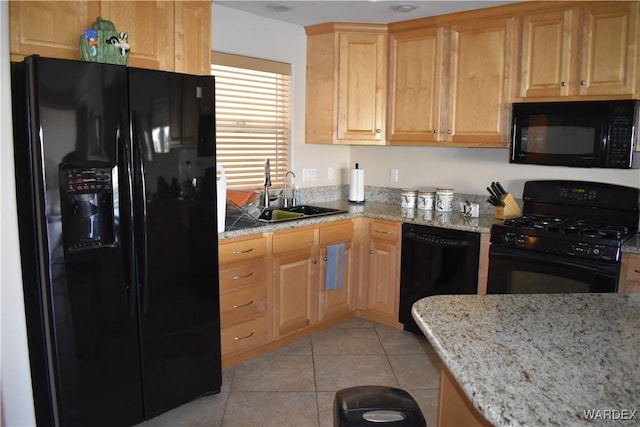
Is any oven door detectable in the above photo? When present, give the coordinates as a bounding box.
[487,244,619,294]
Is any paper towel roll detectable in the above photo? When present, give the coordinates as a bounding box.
[349,168,365,202]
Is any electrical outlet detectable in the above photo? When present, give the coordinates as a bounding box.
[390,168,399,183]
[328,167,334,180]
[302,168,317,182]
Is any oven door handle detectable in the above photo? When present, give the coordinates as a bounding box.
[489,244,619,275]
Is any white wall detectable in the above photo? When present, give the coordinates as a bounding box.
[1,2,37,426]
[213,4,639,198]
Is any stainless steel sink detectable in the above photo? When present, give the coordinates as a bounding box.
[258,205,347,223]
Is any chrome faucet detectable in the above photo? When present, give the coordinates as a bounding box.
[283,170,296,207]
[263,159,271,208]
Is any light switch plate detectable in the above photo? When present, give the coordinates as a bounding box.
[302,168,317,182]
[390,168,399,183]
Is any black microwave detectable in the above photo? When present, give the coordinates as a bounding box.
[510,100,639,168]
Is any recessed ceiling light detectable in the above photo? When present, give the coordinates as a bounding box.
[266,3,293,13]
[390,4,418,13]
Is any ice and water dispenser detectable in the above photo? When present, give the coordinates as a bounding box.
[59,163,116,251]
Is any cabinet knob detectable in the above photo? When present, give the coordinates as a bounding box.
[312,259,317,264]
[432,129,438,134]
[369,249,375,254]
[580,80,586,86]
[561,81,567,87]
[447,130,452,135]
[322,256,327,262]
[375,129,381,133]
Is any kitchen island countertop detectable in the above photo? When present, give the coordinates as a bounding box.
[412,293,640,426]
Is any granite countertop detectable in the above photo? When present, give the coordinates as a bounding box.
[412,293,640,426]
[218,200,640,254]
[219,200,495,240]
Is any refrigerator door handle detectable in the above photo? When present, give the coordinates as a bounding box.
[118,121,137,318]
[132,114,150,314]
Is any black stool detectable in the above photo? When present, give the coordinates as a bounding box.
[334,385,426,427]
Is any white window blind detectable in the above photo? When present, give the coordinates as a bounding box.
[212,52,291,189]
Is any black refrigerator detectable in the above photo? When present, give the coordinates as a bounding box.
[11,55,221,427]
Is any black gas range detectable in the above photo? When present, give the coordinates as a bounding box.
[487,180,639,294]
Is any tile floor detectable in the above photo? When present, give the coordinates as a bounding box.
[136,318,441,427]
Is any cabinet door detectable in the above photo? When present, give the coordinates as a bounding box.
[318,243,353,320]
[619,253,640,293]
[9,1,100,62]
[273,228,317,337]
[579,2,639,97]
[337,31,387,144]
[388,26,444,145]
[100,0,174,71]
[367,239,398,319]
[518,9,574,98]
[447,17,513,147]
[174,1,211,75]
[273,250,316,336]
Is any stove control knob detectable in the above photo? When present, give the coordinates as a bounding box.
[592,248,600,256]
[515,235,528,247]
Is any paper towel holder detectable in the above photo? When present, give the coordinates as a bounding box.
[349,162,365,204]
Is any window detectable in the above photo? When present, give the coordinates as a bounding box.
[212,52,291,189]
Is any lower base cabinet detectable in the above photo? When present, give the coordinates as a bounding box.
[273,227,317,337]
[439,367,492,427]
[620,253,640,293]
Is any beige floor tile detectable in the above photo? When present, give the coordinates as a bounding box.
[231,354,316,392]
[136,392,227,427]
[375,324,436,355]
[311,327,384,355]
[388,353,442,390]
[314,354,398,391]
[270,335,313,355]
[407,388,440,427]
[316,391,336,427]
[222,391,319,427]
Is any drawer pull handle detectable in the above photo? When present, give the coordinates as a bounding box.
[233,300,254,309]
[234,332,254,341]
[635,269,640,273]
[233,272,254,280]
[375,230,391,235]
[233,248,254,255]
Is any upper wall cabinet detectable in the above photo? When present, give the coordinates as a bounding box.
[445,17,514,147]
[388,16,513,147]
[387,26,444,145]
[305,23,388,145]
[10,1,101,62]
[517,2,639,100]
[9,1,211,75]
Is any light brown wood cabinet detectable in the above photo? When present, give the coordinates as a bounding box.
[305,23,388,145]
[619,252,640,293]
[318,221,355,321]
[272,227,318,337]
[517,2,639,100]
[388,15,514,147]
[9,0,211,75]
[218,235,270,360]
[387,26,444,145]
[363,220,401,325]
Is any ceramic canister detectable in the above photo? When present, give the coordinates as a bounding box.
[400,189,417,208]
[417,191,435,210]
[435,188,454,212]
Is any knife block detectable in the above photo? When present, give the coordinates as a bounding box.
[494,193,522,220]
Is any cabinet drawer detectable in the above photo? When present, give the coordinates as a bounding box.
[221,316,268,356]
[272,228,315,254]
[219,236,267,265]
[220,284,268,327]
[219,260,268,292]
[319,221,354,245]
[624,255,640,282]
[370,220,398,242]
